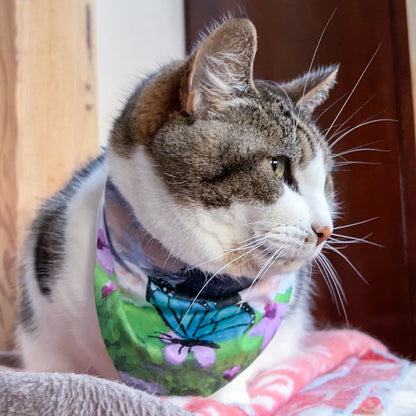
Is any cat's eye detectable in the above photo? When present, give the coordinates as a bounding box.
[270,157,286,178]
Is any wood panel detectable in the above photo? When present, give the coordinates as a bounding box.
[185,0,416,358]
[0,0,19,350]
[408,0,416,132]
[15,0,98,244]
[406,0,416,348]
[0,0,98,349]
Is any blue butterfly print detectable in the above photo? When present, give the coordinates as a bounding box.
[146,277,255,345]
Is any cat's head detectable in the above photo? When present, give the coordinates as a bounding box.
[108,18,338,279]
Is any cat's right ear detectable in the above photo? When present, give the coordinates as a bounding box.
[186,18,258,117]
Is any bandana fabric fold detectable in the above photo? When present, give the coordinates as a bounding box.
[94,179,294,396]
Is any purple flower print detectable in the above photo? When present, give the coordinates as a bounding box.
[249,302,288,349]
[159,332,217,367]
[223,365,241,381]
[96,228,114,276]
[102,280,118,298]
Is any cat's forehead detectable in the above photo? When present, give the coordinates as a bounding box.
[149,94,332,209]
[217,93,331,171]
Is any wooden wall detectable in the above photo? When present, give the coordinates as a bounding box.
[0,0,98,350]
[408,0,416,139]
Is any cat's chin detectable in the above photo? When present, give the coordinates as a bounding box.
[217,258,306,281]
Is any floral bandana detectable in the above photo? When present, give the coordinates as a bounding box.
[94,178,294,397]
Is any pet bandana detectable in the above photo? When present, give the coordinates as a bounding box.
[94,178,294,397]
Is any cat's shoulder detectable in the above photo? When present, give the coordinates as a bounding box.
[24,154,108,295]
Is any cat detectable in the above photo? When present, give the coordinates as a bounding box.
[17,18,338,403]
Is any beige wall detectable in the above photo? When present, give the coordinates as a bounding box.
[96,0,185,145]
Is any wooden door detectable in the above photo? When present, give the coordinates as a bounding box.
[185,0,416,359]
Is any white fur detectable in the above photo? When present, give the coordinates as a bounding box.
[19,146,332,403]
[19,162,119,379]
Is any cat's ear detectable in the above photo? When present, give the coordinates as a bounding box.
[186,18,258,116]
[120,19,257,149]
[281,65,339,115]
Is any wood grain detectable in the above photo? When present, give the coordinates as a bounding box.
[0,0,98,349]
[15,0,98,245]
[0,1,19,350]
[407,0,416,132]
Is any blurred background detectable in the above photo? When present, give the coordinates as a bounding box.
[1,0,415,361]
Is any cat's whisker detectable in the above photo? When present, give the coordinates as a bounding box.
[329,238,360,244]
[329,95,375,139]
[328,244,349,251]
[240,252,275,304]
[319,252,347,304]
[315,255,340,309]
[332,232,371,240]
[327,111,388,147]
[177,238,269,329]
[329,118,395,149]
[296,8,337,122]
[325,44,381,141]
[317,253,349,324]
[314,92,349,122]
[315,255,345,315]
[320,253,347,304]
[329,109,387,144]
[334,217,379,230]
[240,246,285,306]
[321,121,350,136]
[325,245,368,284]
[334,160,381,168]
[330,232,383,248]
[329,238,379,247]
[334,144,386,158]
[193,235,270,269]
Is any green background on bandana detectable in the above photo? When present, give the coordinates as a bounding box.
[94,263,292,396]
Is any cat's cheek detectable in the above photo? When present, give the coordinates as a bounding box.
[254,187,313,235]
[295,149,333,233]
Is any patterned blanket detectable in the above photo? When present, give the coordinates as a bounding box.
[174,330,411,416]
[0,330,414,416]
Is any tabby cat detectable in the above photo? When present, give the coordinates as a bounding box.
[18,18,338,403]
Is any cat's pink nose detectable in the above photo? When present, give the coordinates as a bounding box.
[312,224,332,245]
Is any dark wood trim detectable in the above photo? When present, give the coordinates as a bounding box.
[389,0,416,354]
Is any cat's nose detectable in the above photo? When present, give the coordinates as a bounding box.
[312,224,332,245]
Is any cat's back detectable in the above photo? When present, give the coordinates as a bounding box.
[17,155,117,376]
[25,155,107,297]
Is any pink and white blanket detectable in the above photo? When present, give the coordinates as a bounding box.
[173,330,412,416]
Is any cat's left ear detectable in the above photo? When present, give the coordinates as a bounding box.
[281,65,339,115]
